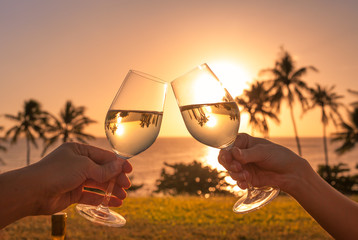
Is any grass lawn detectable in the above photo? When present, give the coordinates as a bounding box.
[1,194,344,239]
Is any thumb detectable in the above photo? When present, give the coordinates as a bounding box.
[87,159,123,183]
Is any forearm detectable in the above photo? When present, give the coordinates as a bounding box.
[288,163,358,240]
[0,165,42,229]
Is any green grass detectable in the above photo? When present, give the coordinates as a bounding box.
[2,195,345,239]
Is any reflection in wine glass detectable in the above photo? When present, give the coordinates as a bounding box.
[76,70,167,227]
[171,63,279,214]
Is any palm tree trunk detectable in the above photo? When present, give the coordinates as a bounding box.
[26,137,30,166]
[322,121,331,183]
[289,102,302,156]
[323,122,329,167]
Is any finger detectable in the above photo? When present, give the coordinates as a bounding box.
[87,159,123,183]
[228,161,243,172]
[115,172,131,189]
[122,160,133,173]
[78,190,123,207]
[228,170,249,182]
[218,150,232,168]
[234,133,270,149]
[76,143,128,165]
[83,180,128,199]
[228,170,250,189]
[237,181,249,190]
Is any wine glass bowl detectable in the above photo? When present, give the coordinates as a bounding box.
[171,63,279,214]
[76,70,167,227]
[171,63,240,149]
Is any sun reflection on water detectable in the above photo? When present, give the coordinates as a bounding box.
[201,146,245,196]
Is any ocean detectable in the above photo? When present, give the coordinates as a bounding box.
[1,137,357,196]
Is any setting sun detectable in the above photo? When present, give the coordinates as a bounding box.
[211,61,252,98]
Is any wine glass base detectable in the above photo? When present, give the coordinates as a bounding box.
[76,204,126,227]
[233,186,280,214]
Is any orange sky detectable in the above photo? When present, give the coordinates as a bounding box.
[1,0,358,138]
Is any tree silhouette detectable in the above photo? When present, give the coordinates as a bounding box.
[0,126,7,165]
[105,111,161,135]
[308,84,345,167]
[236,81,279,138]
[317,163,358,194]
[331,89,358,155]
[4,99,49,165]
[185,103,239,128]
[42,100,96,156]
[154,160,233,196]
[260,48,318,155]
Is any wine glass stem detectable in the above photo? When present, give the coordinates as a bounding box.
[99,178,115,208]
[223,142,234,151]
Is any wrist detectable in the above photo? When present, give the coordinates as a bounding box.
[281,157,315,196]
[0,166,42,228]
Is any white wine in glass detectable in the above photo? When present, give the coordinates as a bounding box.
[171,63,279,213]
[76,70,167,227]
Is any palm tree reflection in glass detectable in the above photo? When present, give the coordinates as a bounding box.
[76,70,167,227]
[171,63,279,213]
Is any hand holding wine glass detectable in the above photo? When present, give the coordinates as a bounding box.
[76,70,167,227]
[171,63,279,213]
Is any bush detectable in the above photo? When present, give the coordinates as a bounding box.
[154,160,233,197]
[317,163,358,194]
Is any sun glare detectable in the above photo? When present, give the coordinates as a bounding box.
[211,61,252,98]
[192,73,227,103]
[115,116,125,135]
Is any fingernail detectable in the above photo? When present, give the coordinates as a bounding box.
[220,154,226,164]
[229,163,238,172]
[238,181,246,190]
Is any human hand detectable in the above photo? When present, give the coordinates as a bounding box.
[30,142,132,215]
[218,133,310,194]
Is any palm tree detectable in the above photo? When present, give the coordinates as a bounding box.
[332,89,358,154]
[260,48,318,156]
[348,89,358,107]
[308,84,345,167]
[42,100,97,155]
[236,81,279,138]
[0,126,7,165]
[332,108,358,154]
[4,99,49,165]
[0,126,6,151]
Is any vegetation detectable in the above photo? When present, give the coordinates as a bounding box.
[4,99,50,165]
[41,100,96,156]
[236,80,279,138]
[307,84,345,167]
[332,90,358,154]
[260,48,318,156]
[1,195,341,240]
[0,126,6,165]
[317,163,358,194]
[154,161,233,196]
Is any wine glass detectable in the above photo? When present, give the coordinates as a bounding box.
[171,63,279,213]
[76,70,167,226]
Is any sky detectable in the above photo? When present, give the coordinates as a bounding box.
[1,0,358,138]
